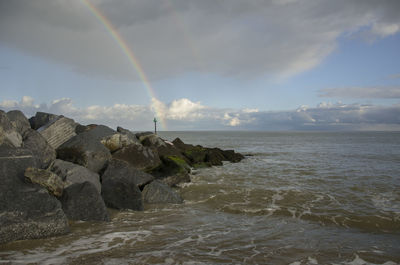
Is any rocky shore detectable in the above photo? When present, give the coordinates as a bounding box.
[0,110,244,245]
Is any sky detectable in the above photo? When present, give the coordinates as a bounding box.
[0,0,400,131]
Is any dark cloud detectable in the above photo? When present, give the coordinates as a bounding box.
[1,0,400,80]
[319,86,400,99]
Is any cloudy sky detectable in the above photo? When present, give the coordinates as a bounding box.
[1,0,400,131]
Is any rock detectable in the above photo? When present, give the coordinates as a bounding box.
[101,133,138,153]
[182,145,208,165]
[140,134,166,147]
[101,159,154,210]
[103,159,154,188]
[205,148,225,166]
[0,184,69,244]
[0,110,23,148]
[75,124,91,134]
[0,147,37,185]
[221,149,245,162]
[135,131,153,140]
[6,110,31,135]
[57,129,112,174]
[172,137,244,166]
[172,137,193,151]
[112,143,161,171]
[24,167,64,197]
[82,125,116,140]
[38,116,77,149]
[141,134,183,158]
[142,180,183,204]
[60,182,109,222]
[149,155,191,187]
[0,148,69,244]
[49,159,101,193]
[22,128,56,169]
[29,112,59,130]
[117,126,140,142]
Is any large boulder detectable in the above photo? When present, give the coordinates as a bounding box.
[57,129,112,174]
[6,110,31,135]
[60,182,109,222]
[24,167,64,197]
[172,137,193,152]
[135,131,153,140]
[80,125,116,140]
[112,143,161,171]
[141,134,183,158]
[172,137,244,166]
[29,112,59,130]
[0,110,22,148]
[220,149,245,162]
[0,147,37,185]
[0,148,69,244]
[149,155,191,187]
[38,116,77,149]
[117,126,140,143]
[22,128,56,169]
[205,148,225,166]
[182,145,209,166]
[142,180,183,204]
[49,159,101,193]
[101,133,138,153]
[0,184,69,244]
[101,159,154,211]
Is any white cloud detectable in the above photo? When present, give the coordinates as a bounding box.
[229,117,241,126]
[242,108,259,113]
[168,98,205,120]
[371,22,400,38]
[1,97,400,131]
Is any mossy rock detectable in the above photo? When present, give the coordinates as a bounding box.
[183,146,208,165]
[192,162,212,169]
[148,155,191,186]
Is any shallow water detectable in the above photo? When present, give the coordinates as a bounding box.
[1,131,399,264]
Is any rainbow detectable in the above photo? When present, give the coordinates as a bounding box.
[82,0,167,130]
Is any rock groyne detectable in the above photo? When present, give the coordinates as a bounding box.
[0,110,244,244]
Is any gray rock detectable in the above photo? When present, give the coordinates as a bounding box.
[135,131,153,139]
[112,143,161,171]
[60,182,109,222]
[103,159,154,187]
[6,110,31,135]
[0,149,69,244]
[0,184,69,244]
[101,159,154,211]
[0,147,37,185]
[24,167,64,197]
[142,180,183,204]
[149,155,191,187]
[101,133,138,153]
[38,116,77,149]
[140,134,167,147]
[57,129,112,174]
[49,159,101,193]
[81,125,116,141]
[0,110,23,148]
[23,128,56,169]
[142,134,183,158]
[29,112,59,130]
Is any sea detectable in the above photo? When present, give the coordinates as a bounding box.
[0,131,399,265]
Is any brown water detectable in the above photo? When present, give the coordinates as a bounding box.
[1,132,399,264]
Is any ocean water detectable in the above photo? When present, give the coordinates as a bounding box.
[1,131,399,265]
